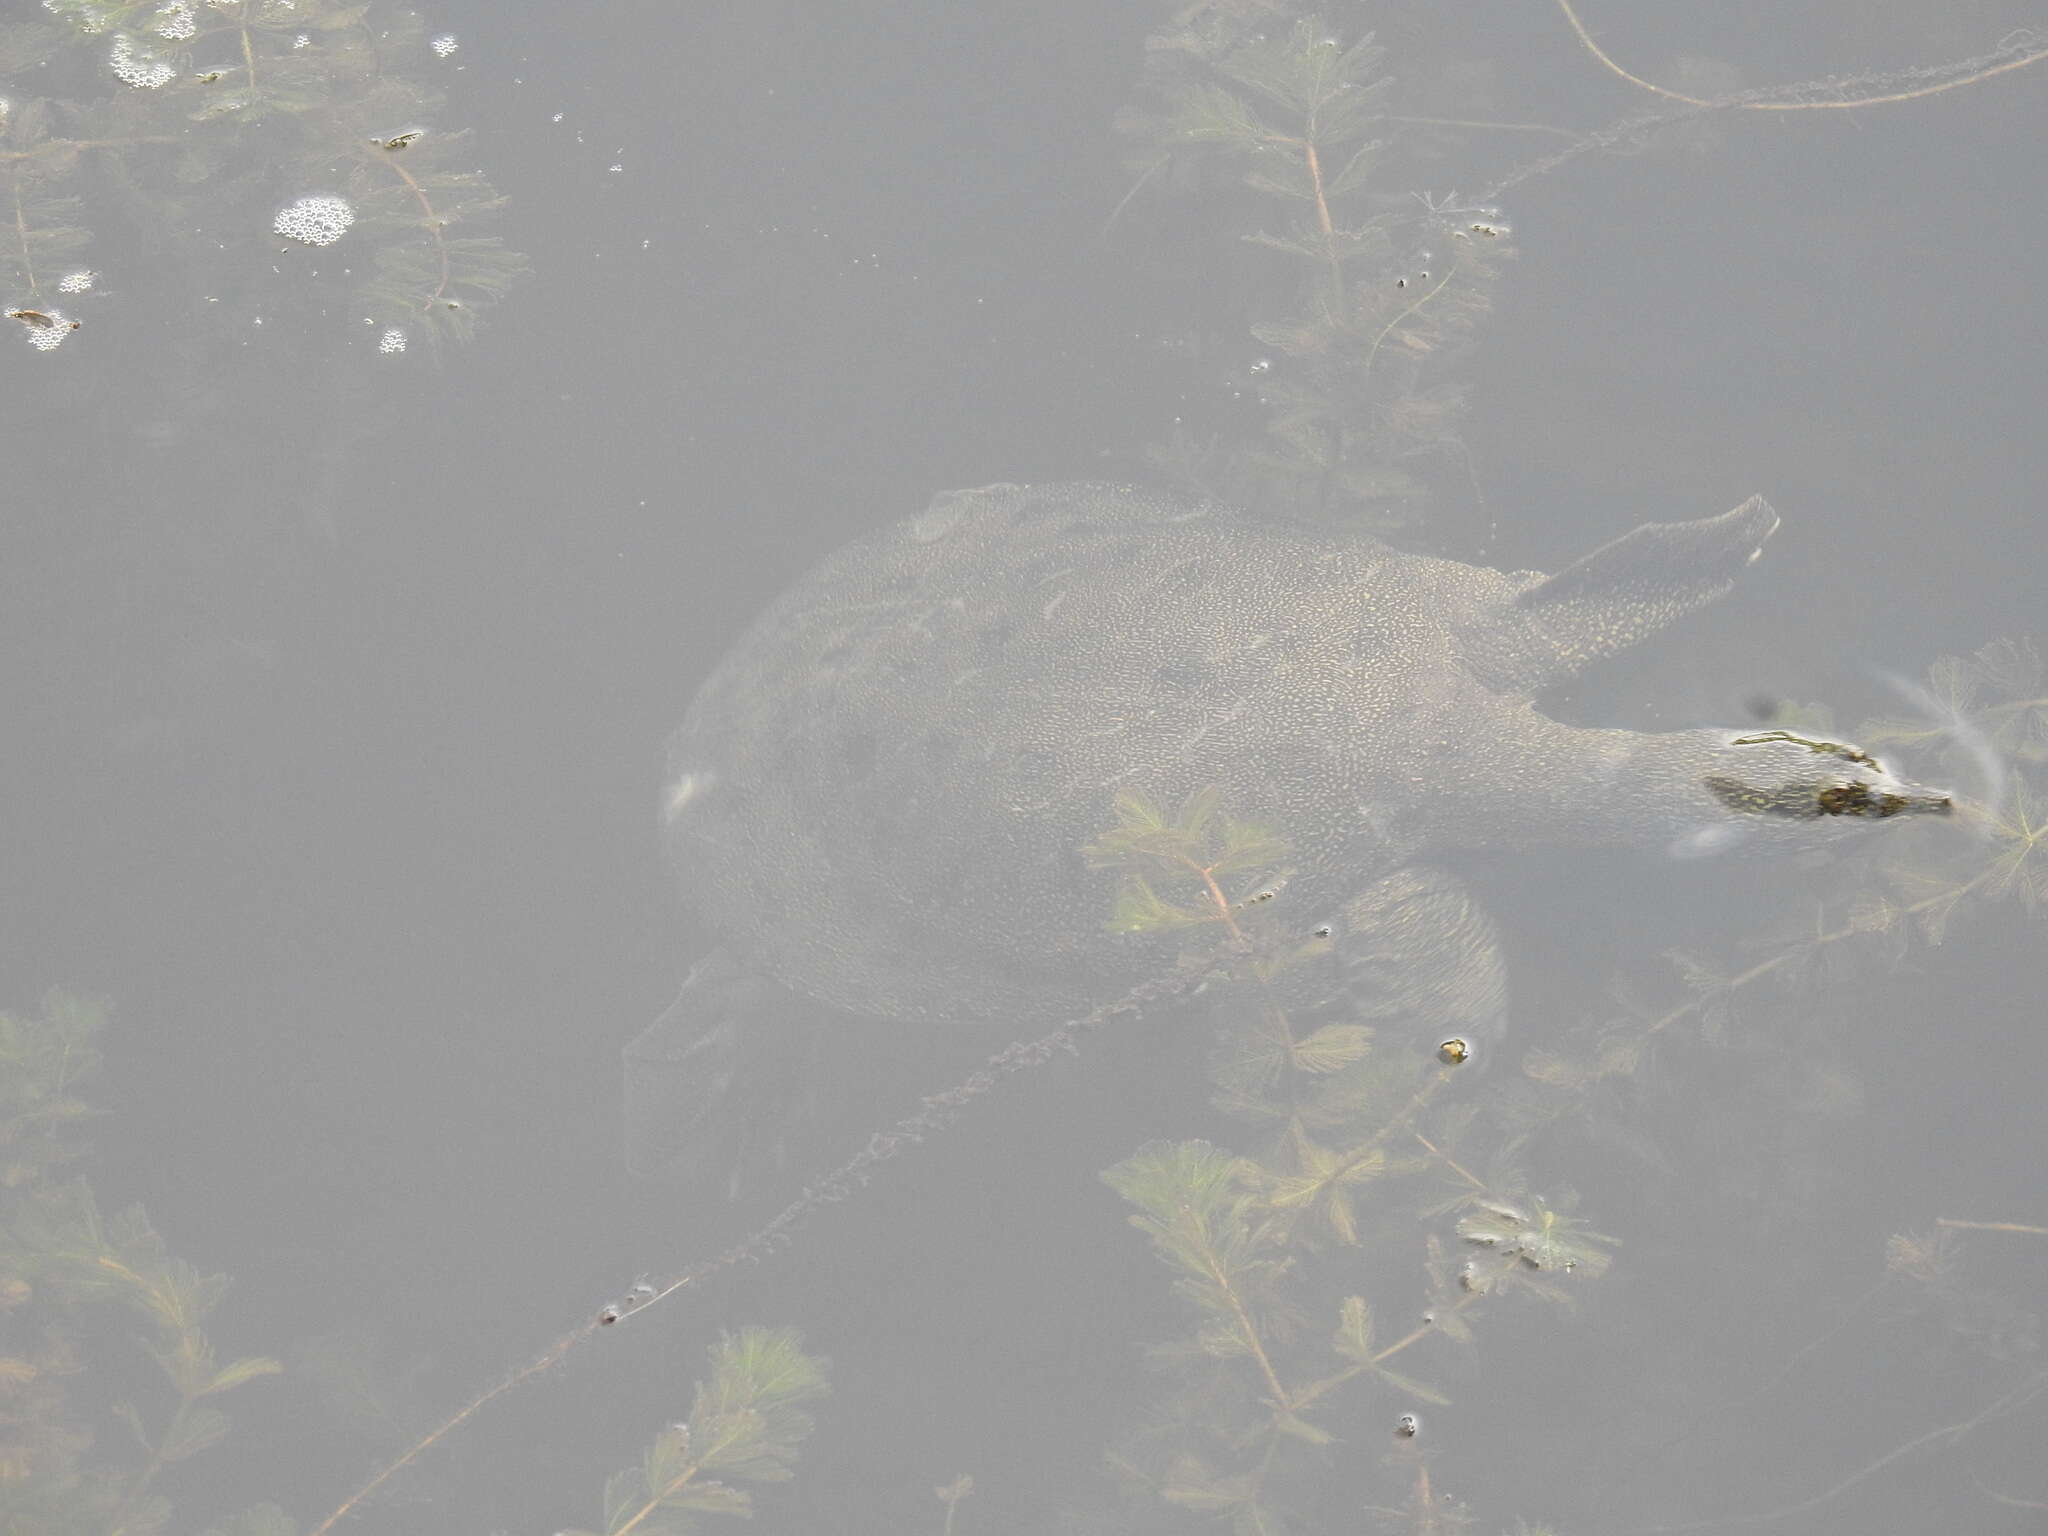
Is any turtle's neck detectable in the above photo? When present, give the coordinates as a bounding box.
[1415,709,1949,855]
[1414,711,1747,854]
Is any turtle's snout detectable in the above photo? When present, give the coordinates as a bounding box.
[1703,729,1953,824]
[1814,768,1953,820]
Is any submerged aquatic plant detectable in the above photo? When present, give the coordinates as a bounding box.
[1526,636,2048,1098]
[230,6,2044,1530]
[0,991,281,1534]
[0,990,830,1536]
[1078,624,2048,1530]
[0,0,524,352]
[563,1327,830,1536]
[1084,785,1293,939]
[1115,15,1515,532]
[1083,787,1618,1532]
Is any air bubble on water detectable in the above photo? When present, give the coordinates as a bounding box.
[431,33,458,58]
[153,1,196,41]
[1396,1412,1421,1438]
[57,270,97,294]
[377,327,406,354]
[292,32,310,48]
[45,0,109,32]
[110,34,176,88]
[1247,357,1272,376]
[273,194,354,247]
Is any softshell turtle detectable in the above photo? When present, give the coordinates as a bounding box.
[629,481,1949,1183]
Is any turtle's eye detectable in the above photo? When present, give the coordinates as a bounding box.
[1816,781,1857,815]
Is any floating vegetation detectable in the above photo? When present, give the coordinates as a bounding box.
[0,0,526,351]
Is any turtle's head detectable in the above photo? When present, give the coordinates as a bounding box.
[1667,728,1952,858]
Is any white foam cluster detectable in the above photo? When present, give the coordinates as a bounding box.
[46,1,112,34]
[57,270,97,294]
[377,327,407,354]
[430,33,458,58]
[273,194,354,247]
[14,310,77,352]
[153,1,195,41]
[110,34,176,88]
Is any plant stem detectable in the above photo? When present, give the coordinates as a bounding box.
[1,136,180,162]
[10,172,36,298]
[105,1392,195,1536]
[378,154,454,307]
[1640,859,2002,1048]
[611,1422,745,1536]
[1413,1130,1484,1190]
[1195,1238,1293,1412]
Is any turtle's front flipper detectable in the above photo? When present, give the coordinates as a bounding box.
[1464,495,1779,691]
[1328,864,1508,1055]
[1244,864,1508,1063]
[623,949,842,1195]
[624,951,967,1197]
